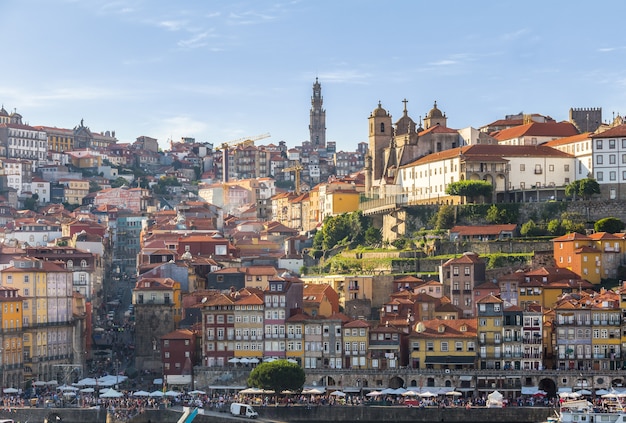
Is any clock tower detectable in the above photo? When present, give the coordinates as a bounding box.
[309,78,326,149]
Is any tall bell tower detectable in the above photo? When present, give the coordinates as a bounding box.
[309,78,326,149]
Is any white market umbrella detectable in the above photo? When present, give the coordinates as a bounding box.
[58,385,78,391]
[602,392,619,399]
[240,358,250,364]
[329,390,346,397]
[249,358,260,364]
[446,391,463,396]
[2,387,18,394]
[79,388,95,393]
[419,391,436,398]
[577,389,592,396]
[366,391,383,397]
[63,391,77,397]
[189,390,206,395]
[402,390,420,397]
[303,388,324,395]
[165,390,181,397]
[150,390,165,397]
[228,358,240,364]
[132,390,151,397]
[100,388,123,398]
[240,387,264,394]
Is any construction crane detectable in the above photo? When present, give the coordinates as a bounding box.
[215,133,270,183]
[282,163,303,195]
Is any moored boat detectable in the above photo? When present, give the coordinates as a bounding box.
[558,399,626,423]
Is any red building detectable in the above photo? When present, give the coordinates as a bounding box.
[161,328,197,386]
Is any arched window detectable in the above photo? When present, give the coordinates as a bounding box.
[67,260,73,269]
[80,260,87,268]
[380,123,385,133]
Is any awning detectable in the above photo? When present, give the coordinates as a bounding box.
[459,375,473,381]
[165,375,191,385]
[424,356,475,364]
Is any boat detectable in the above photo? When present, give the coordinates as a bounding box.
[558,399,626,423]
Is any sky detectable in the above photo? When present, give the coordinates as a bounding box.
[2,1,626,153]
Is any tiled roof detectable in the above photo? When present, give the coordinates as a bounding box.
[450,224,517,236]
[591,124,626,138]
[492,121,579,141]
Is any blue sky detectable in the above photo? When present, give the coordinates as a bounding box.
[2,1,626,152]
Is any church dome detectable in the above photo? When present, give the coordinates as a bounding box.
[0,106,7,117]
[371,101,389,118]
[427,101,443,118]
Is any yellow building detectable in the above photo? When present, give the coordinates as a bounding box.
[304,186,321,233]
[409,318,477,370]
[343,319,370,369]
[0,257,74,383]
[318,181,363,220]
[60,178,90,205]
[0,286,24,388]
[476,294,504,370]
[233,290,264,360]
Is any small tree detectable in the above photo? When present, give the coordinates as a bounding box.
[486,204,519,224]
[435,204,455,230]
[446,180,492,203]
[247,360,306,396]
[565,178,601,201]
[594,217,625,234]
[520,219,545,237]
[364,226,382,246]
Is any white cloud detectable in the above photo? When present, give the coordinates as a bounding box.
[159,20,188,31]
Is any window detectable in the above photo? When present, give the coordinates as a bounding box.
[609,139,616,149]
[610,171,617,181]
[464,267,470,276]
[596,140,603,150]
[597,171,604,181]
[441,342,448,352]
[597,155,603,165]
[426,342,434,352]
[520,164,525,171]
[610,154,616,164]
[453,266,459,276]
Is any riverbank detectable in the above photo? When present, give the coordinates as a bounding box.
[0,404,556,423]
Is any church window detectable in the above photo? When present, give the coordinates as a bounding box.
[380,123,385,133]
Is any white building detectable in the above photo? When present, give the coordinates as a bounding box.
[590,124,626,200]
[396,144,575,204]
[1,158,32,195]
[544,133,593,183]
[0,122,48,164]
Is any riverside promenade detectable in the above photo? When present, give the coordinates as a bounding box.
[0,404,556,423]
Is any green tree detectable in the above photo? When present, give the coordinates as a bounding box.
[445,180,492,203]
[89,180,102,193]
[435,204,455,230]
[247,360,305,395]
[313,211,370,252]
[547,219,565,236]
[520,219,545,237]
[485,204,518,224]
[594,217,625,234]
[364,226,382,246]
[111,177,129,188]
[23,193,39,211]
[565,178,601,200]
